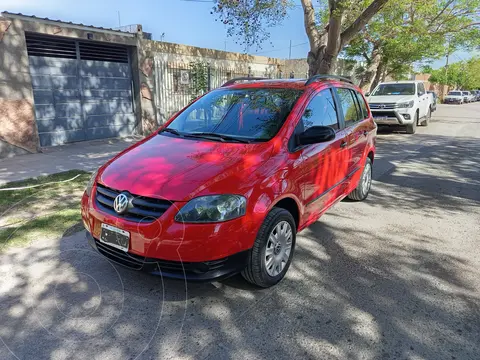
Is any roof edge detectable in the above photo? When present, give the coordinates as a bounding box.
[1,11,136,37]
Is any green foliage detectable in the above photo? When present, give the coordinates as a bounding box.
[429,57,480,90]
[344,0,480,80]
[211,0,388,52]
[211,0,292,50]
[189,60,209,99]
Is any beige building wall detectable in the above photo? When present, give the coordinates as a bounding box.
[0,17,38,155]
[414,73,449,99]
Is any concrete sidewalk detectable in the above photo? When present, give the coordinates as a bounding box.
[0,136,142,186]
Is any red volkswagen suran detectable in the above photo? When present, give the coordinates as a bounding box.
[82,75,376,287]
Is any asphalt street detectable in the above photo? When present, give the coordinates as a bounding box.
[1,103,479,360]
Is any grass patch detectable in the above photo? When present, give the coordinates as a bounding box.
[0,170,91,250]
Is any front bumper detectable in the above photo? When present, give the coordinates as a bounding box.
[82,188,258,262]
[444,98,462,104]
[86,230,249,281]
[371,108,416,125]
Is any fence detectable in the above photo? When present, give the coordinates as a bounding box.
[152,58,358,124]
[153,59,287,124]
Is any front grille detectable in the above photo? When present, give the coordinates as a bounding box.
[95,183,172,223]
[95,239,228,274]
[369,103,397,109]
[372,111,397,118]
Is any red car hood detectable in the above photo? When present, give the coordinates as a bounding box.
[99,134,275,201]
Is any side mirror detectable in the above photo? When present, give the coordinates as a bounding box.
[365,92,370,97]
[298,126,336,146]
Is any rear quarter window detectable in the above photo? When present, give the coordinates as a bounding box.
[355,91,369,119]
[336,88,362,126]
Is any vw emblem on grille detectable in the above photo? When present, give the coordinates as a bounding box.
[113,193,129,214]
[379,104,386,109]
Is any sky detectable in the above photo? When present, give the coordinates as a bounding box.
[2,0,477,69]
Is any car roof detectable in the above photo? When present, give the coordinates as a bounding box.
[377,81,419,85]
[221,77,358,91]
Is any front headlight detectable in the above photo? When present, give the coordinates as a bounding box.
[175,195,246,223]
[85,169,98,196]
[397,100,415,108]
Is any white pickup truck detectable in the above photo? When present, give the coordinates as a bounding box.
[366,81,435,134]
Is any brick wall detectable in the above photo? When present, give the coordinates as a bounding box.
[0,17,39,154]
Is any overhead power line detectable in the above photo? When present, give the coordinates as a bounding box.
[178,0,321,8]
[254,42,308,55]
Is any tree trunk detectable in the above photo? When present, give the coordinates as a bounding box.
[301,0,390,77]
[308,48,338,76]
[359,47,381,91]
[370,59,387,92]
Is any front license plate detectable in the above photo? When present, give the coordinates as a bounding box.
[374,116,388,121]
[100,223,130,252]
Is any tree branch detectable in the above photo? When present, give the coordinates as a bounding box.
[340,0,390,48]
[301,0,321,50]
[362,51,371,62]
[430,0,455,24]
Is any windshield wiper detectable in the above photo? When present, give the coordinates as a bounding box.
[185,132,251,143]
[159,128,183,137]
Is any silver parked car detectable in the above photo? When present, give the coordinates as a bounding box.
[462,91,475,103]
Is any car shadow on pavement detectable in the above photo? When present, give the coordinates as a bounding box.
[1,216,479,360]
[371,134,480,213]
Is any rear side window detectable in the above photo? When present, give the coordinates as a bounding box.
[418,83,425,95]
[336,88,362,126]
[301,89,339,130]
[355,91,369,119]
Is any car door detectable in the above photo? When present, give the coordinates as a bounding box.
[334,87,368,182]
[293,88,349,223]
[417,82,428,117]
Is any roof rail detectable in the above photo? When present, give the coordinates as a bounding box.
[221,77,269,87]
[305,74,354,86]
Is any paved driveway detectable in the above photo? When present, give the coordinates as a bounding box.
[0,137,141,186]
[1,104,479,360]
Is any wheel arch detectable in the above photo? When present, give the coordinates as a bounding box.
[271,196,301,231]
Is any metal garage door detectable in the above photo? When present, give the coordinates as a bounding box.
[26,33,135,146]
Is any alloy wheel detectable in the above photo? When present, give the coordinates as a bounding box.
[362,162,372,196]
[264,221,293,277]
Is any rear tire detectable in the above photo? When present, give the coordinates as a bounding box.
[242,208,296,288]
[406,112,418,134]
[348,157,373,201]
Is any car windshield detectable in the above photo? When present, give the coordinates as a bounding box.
[462,92,469,95]
[371,83,415,96]
[164,88,303,141]
[448,92,462,96]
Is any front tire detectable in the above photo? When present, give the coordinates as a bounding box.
[242,208,296,288]
[406,112,418,134]
[348,157,373,201]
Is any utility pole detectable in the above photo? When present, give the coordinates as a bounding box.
[444,38,450,97]
[289,40,292,60]
[117,11,121,27]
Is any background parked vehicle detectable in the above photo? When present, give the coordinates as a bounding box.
[427,91,438,112]
[462,91,475,103]
[366,81,433,134]
[444,91,464,104]
[473,90,480,101]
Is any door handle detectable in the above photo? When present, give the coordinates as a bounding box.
[340,141,347,148]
